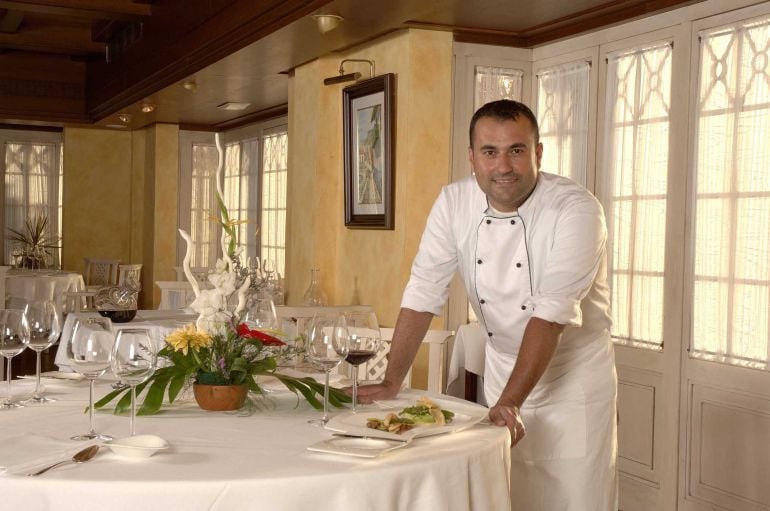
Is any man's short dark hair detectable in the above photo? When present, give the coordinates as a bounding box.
[469,100,540,147]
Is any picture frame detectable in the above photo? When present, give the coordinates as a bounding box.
[343,73,395,229]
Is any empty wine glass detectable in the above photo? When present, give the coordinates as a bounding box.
[111,329,156,436]
[66,317,114,440]
[244,296,277,330]
[0,310,30,410]
[305,313,349,426]
[343,311,382,412]
[23,300,61,404]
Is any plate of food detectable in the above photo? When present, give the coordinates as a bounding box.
[324,396,487,441]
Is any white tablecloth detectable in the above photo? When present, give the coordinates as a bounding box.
[54,310,199,370]
[0,382,511,511]
[5,269,85,313]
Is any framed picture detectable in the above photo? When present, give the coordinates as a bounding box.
[343,73,395,229]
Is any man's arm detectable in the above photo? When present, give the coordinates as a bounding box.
[353,307,434,403]
[488,316,564,445]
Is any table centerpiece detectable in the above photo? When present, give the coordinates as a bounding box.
[96,134,349,414]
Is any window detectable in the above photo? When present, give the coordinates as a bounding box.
[179,119,288,276]
[0,130,63,267]
[536,61,591,185]
[474,65,523,109]
[604,42,673,349]
[691,16,770,367]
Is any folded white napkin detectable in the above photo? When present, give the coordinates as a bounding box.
[0,434,96,476]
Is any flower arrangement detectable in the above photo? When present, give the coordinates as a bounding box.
[96,133,349,415]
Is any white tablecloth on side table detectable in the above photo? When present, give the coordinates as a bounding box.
[0,384,511,511]
[446,322,487,402]
[5,269,85,314]
[54,310,198,370]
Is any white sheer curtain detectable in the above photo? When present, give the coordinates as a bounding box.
[536,61,590,185]
[2,138,62,267]
[474,65,523,110]
[189,143,219,267]
[224,138,259,263]
[604,42,673,349]
[260,127,287,278]
[691,16,770,368]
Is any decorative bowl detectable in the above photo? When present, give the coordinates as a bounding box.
[98,309,137,323]
[106,435,169,459]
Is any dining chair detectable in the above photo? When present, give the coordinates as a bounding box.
[156,281,198,310]
[117,264,142,289]
[275,304,375,340]
[83,258,121,288]
[173,266,211,283]
[363,328,455,393]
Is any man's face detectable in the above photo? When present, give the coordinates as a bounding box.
[468,116,543,212]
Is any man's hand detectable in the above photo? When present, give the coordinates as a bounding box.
[489,403,526,446]
[347,380,400,404]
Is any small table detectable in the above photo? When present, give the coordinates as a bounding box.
[447,322,487,404]
[5,268,85,313]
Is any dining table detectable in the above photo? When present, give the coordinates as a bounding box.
[0,377,512,511]
[5,268,85,314]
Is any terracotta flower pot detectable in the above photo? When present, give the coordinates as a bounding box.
[193,383,248,411]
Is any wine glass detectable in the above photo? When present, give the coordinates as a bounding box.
[305,313,349,426]
[110,329,156,437]
[244,297,277,330]
[22,300,61,404]
[343,311,382,412]
[66,317,114,440]
[0,310,30,410]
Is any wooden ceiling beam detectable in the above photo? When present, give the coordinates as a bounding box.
[0,21,102,54]
[0,0,151,20]
[0,9,24,32]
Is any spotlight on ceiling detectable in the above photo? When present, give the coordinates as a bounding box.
[313,14,343,34]
[118,113,132,124]
[181,80,198,92]
[141,101,155,113]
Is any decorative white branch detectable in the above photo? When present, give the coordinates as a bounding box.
[178,229,200,298]
[234,275,251,316]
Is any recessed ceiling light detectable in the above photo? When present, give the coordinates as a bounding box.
[217,102,251,111]
[118,113,132,123]
[141,101,155,113]
[181,80,198,92]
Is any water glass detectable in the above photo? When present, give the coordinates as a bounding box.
[0,310,30,410]
[23,300,61,404]
[111,329,156,436]
[305,313,349,425]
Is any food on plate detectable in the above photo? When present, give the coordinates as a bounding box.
[366,397,455,434]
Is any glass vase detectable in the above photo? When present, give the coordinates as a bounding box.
[303,268,328,306]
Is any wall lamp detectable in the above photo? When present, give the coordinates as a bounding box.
[323,59,375,86]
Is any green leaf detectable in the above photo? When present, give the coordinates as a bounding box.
[168,372,188,403]
[94,386,129,410]
[137,375,171,415]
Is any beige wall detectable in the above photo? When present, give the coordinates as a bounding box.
[287,29,454,387]
[63,124,179,309]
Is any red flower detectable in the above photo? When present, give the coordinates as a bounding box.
[237,323,286,346]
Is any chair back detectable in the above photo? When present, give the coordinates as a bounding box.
[173,266,211,283]
[83,258,120,287]
[156,281,198,310]
[275,305,374,339]
[363,328,454,393]
[118,264,143,289]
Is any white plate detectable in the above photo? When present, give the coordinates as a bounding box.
[324,397,487,441]
[307,436,408,458]
[106,435,169,459]
[39,371,85,381]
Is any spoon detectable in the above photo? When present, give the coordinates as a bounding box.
[29,445,100,476]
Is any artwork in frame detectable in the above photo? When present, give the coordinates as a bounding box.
[343,73,395,229]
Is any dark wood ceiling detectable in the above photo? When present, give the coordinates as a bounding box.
[0,0,702,131]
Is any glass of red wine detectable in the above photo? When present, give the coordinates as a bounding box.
[343,311,381,412]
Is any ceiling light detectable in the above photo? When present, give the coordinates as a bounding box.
[217,102,251,111]
[313,14,343,34]
[118,113,132,124]
[181,80,198,92]
[141,101,155,113]
[106,124,128,129]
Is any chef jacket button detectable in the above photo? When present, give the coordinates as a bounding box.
[486,219,491,224]
[487,331,493,337]
[477,259,482,264]
[479,299,486,304]
[516,262,522,268]
[521,305,526,310]
[510,219,516,225]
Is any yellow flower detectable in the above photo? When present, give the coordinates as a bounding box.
[166,324,212,355]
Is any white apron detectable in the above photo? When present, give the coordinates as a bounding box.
[474,212,618,511]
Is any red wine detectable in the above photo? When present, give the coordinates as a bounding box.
[346,349,376,366]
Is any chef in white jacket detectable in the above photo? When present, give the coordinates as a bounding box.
[356,99,617,510]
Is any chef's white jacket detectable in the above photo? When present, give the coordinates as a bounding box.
[401,172,617,510]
